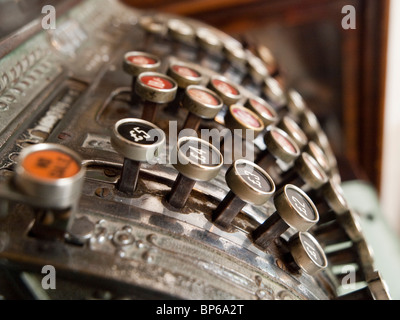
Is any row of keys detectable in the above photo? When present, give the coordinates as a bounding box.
[107,21,386,299]
[117,44,347,280]
[2,139,327,276]
[136,17,320,148]
[121,53,340,202]
[2,130,381,296]
[121,47,307,119]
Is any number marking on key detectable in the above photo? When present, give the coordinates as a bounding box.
[129,127,150,142]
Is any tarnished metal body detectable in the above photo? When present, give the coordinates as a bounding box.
[0,0,378,300]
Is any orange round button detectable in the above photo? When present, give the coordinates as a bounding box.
[22,150,80,181]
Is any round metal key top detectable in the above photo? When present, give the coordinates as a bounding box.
[263,77,287,111]
[135,72,178,122]
[287,89,307,117]
[277,116,308,150]
[307,179,349,224]
[123,51,161,104]
[167,137,223,209]
[182,85,223,130]
[111,118,166,195]
[304,141,331,174]
[168,63,203,89]
[208,75,242,106]
[196,27,223,63]
[275,152,328,191]
[123,51,161,77]
[167,18,195,44]
[14,143,85,209]
[224,104,265,140]
[288,232,328,275]
[138,16,167,50]
[220,39,247,73]
[256,127,300,172]
[166,63,204,114]
[245,96,278,127]
[252,184,319,249]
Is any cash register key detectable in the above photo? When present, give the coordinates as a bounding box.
[224,104,265,140]
[220,39,247,73]
[212,159,275,228]
[166,63,204,114]
[181,85,223,131]
[245,96,278,128]
[196,27,223,56]
[304,141,331,174]
[167,137,223,209]
[276,116,308,150]
[287,89,307,117]
[263,77,287,110]
[208,75,242,106]
[256,127,300,172]
[167,18,196,44]
[135,72,178,122]
[275,152,329,191]
[14,143,85,209]
[111,118,166,195]
[138,15,167,49]
[287,232,328,275]
[123,51,161,104]
[167,63,203,89]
